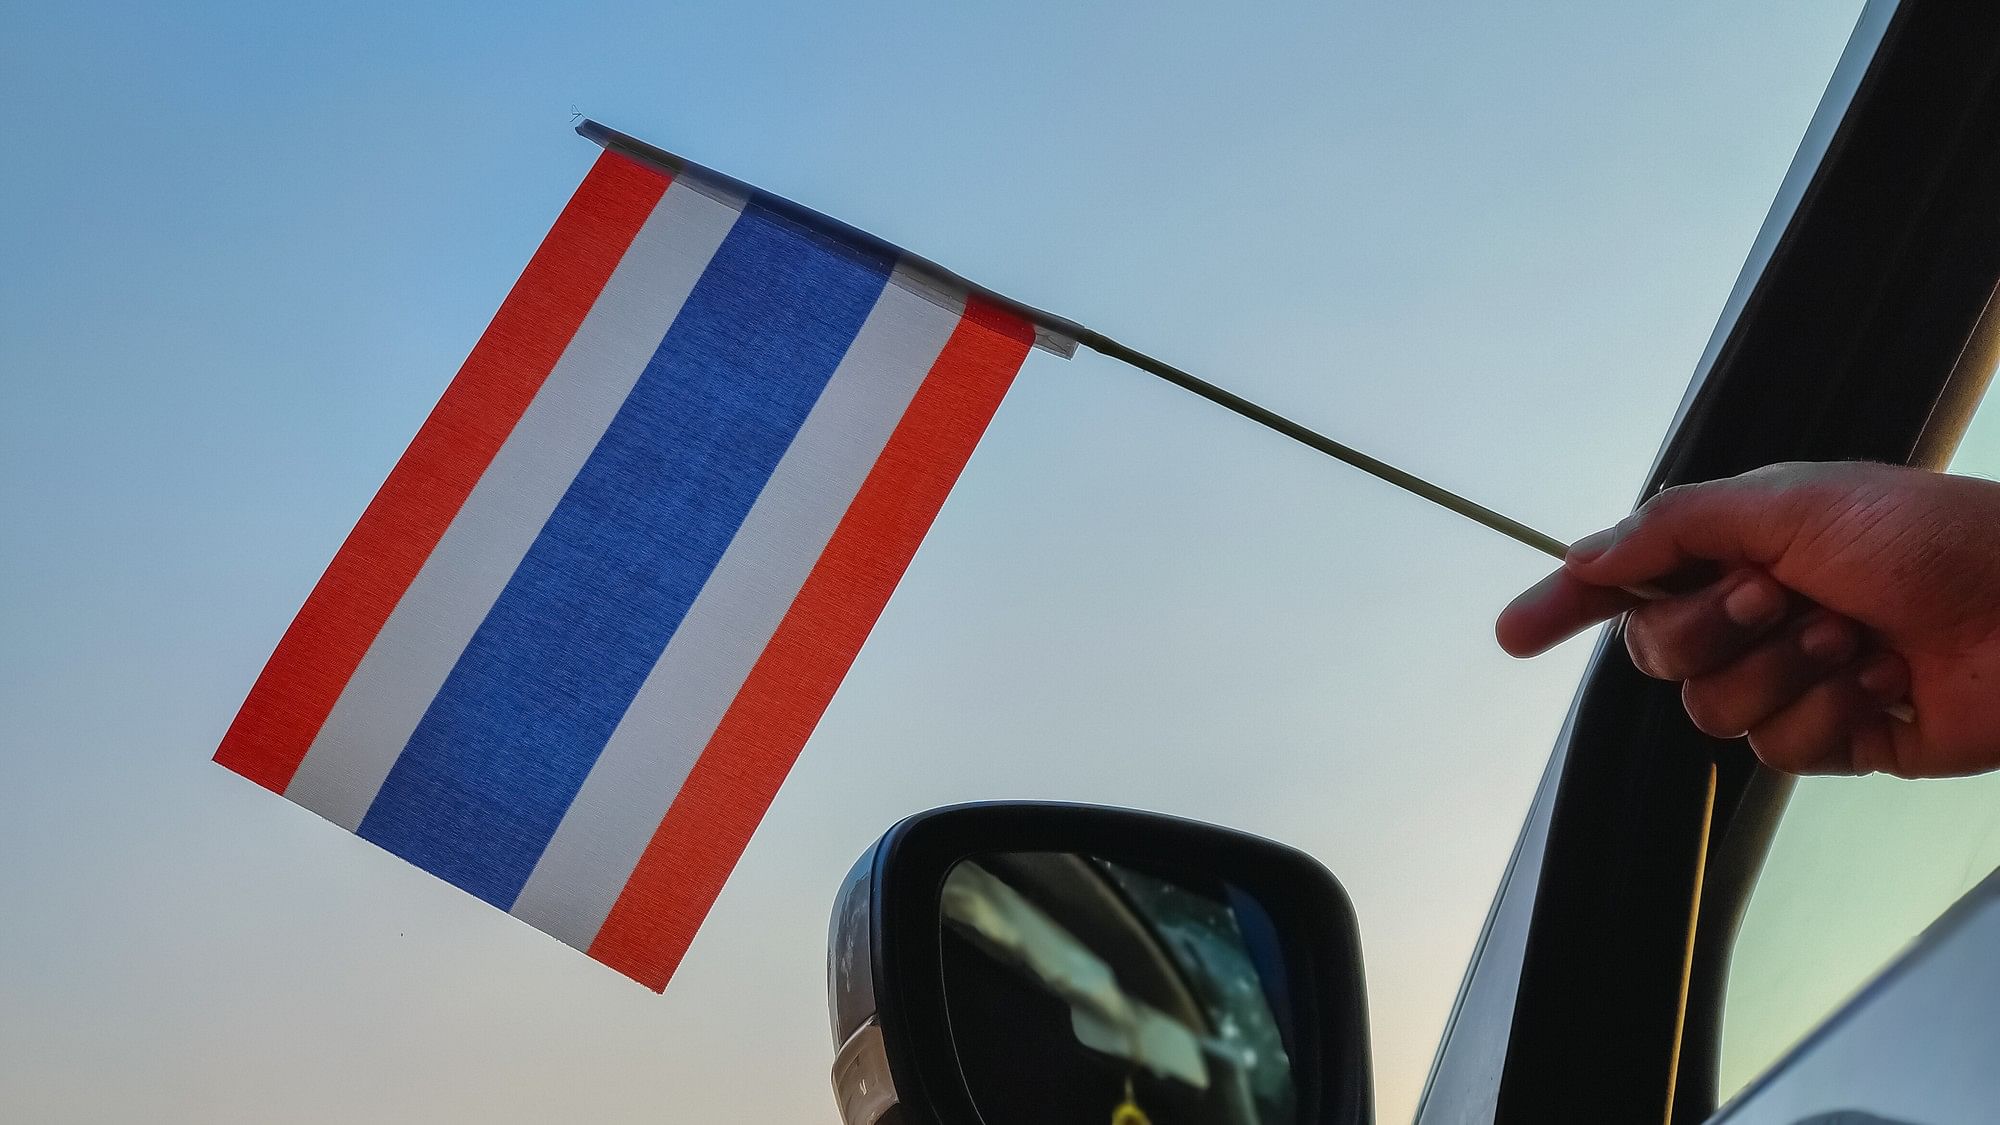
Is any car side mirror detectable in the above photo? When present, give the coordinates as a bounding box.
[828,802,1372,1125]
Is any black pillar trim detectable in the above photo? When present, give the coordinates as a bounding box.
[1493,3,2000,1120]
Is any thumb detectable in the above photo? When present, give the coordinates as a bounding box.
[1565,472,1810,588]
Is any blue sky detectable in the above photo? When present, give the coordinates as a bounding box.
[1,2,1864,1119]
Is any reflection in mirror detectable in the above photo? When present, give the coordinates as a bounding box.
[940,852,1300,1125]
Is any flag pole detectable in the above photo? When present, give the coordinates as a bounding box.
[1079,331,1916,722]
[573,124,1927,716]
[573,120,1575,560]
[1073,330,1572,561]
[575,121,1593,563]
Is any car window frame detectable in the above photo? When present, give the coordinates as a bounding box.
[1416,1,2000,1120]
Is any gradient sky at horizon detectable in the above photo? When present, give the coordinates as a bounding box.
[1,2,1867,1120]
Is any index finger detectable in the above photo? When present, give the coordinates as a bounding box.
[1497,567,1644,657]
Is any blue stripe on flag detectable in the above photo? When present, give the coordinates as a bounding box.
[356,199,896,908]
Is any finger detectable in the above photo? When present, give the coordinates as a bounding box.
[1747,668,1879,775]
[1849,653,1914,775]
[1679,612,1862,737]
[1624,569,1791,681]
[1564,472,1812,588]
[1496,568,1640,658]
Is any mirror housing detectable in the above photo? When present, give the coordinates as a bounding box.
[828,802,1372,1125]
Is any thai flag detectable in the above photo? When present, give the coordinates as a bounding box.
[215,125,1075,990]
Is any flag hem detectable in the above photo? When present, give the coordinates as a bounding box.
[575,119,1083,359]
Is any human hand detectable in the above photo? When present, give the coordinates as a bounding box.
[1496,462,2000,777]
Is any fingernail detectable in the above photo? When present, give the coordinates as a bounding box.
[1722,578,1785,628]
[1568,527,1618,564]
[1800,618,1857,663]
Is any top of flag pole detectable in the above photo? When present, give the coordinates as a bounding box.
[577,119,1084,358]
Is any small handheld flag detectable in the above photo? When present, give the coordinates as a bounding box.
[226,121,1862,993]
[215,128,1076,989]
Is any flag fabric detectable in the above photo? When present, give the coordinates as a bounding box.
[214,127,1075,990]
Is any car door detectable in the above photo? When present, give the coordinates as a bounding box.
[1415,1,2000,1121]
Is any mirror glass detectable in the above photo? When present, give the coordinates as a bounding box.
[940,852,1302,1125]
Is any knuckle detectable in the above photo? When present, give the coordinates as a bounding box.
[1640,483,1698,522]
[1632,478,1736,546]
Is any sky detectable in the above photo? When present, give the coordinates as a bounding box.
[0,2,1866,1121]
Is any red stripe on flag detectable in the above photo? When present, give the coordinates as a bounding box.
[214,152,671,793]
[588,296,1036,990]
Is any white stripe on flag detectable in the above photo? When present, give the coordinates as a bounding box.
[509,273,963,948]
[284,180,745,830]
